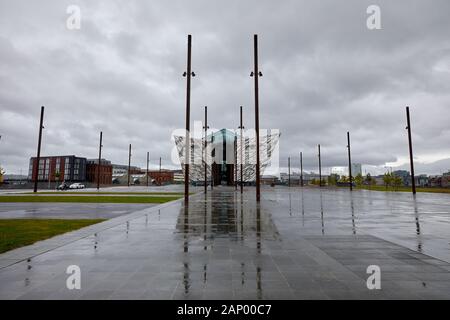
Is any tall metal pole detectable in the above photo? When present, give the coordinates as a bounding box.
[288,157,291,187]
[239,106,244,194]
[204,106,208,194]
[300,152,304,187]
[97,131,102,190]
[253,34,261,202]
[318,144,322,187]
[406,106,416,194]
[33,106,45,193]
[146,151,149,187]
[347,131,352,191]
[184,34,192,203]
[127,144,131,187]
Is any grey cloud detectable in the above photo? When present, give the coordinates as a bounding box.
[1,0,450,176]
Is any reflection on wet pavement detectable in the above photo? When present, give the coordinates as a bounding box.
[0,186,449,300]
[0,203,155,219]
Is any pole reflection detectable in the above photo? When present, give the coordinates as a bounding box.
[320,191,325,235]
[174,189,279,299]
[256,203,262,299]
[183,204,189,294]
[350,196,356,235]
[301,188,305,227]
[204,193,207,251]
[289,192,292,216]
[240,194,244,241]
[413,195,423,252]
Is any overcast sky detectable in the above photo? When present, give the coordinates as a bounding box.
[1,0,450,176]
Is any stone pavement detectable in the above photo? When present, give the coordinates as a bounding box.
[0,203,154,219]
[0,187,449,300]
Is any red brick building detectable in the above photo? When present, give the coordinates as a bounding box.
[28,155,86,182]
[147,170,174,185]
[86,159,113,185]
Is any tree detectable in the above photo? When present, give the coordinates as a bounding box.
[383,172,392,190]
[340,175,348,183]
[365,173,376,189]
[54,171,61,189]
[393,175,402,191]
[328,174,338,186]
[354,173,363,187]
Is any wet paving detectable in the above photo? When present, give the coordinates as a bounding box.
[0,203,155,220]
[0,186,449,300]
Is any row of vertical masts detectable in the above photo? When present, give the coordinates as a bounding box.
[31,35,417,199]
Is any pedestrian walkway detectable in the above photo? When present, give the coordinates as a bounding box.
[0,187,449,299]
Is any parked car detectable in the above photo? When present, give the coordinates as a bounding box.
[57,182,69,190]
[69,183,85,189]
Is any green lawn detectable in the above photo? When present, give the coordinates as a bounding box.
[0,195,182,204]
[356,185,450,194]
[0,219,105,254]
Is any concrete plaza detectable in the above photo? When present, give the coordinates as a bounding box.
[0,186,449,299]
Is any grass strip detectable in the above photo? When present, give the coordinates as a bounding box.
[0,219,105,254]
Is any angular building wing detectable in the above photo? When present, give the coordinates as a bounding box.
[174,129,280,185]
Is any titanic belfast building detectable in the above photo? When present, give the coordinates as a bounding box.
[174,128,280,186]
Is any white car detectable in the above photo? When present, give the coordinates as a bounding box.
[69,183,85,189]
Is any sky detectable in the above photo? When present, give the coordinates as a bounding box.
[1,0,450,176]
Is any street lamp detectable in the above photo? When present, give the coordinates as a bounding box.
[251,34,263,202]
[182,34,196,204]
[33,106,45,193]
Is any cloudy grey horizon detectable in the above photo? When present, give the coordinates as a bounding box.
[1,0,450,177]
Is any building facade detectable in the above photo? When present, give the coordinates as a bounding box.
[86,159,113,185]
[28,155,87,182]
[174,128,280,186]
[351,163,362,176]
[147,170,174,185]
[112,164,142,175]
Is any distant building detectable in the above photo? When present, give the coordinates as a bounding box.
[261,175,280,185]
[86,159,113,185]
[429,173,450,188]
[392,170,411,186]
[374,175,385,186]
[147,170,174,185]
[351,163,362,176]
[415,174,429,187]
[112,164,141,175]
[28,155,87,182]
[173,170,184,184]
[174,128,280,186]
